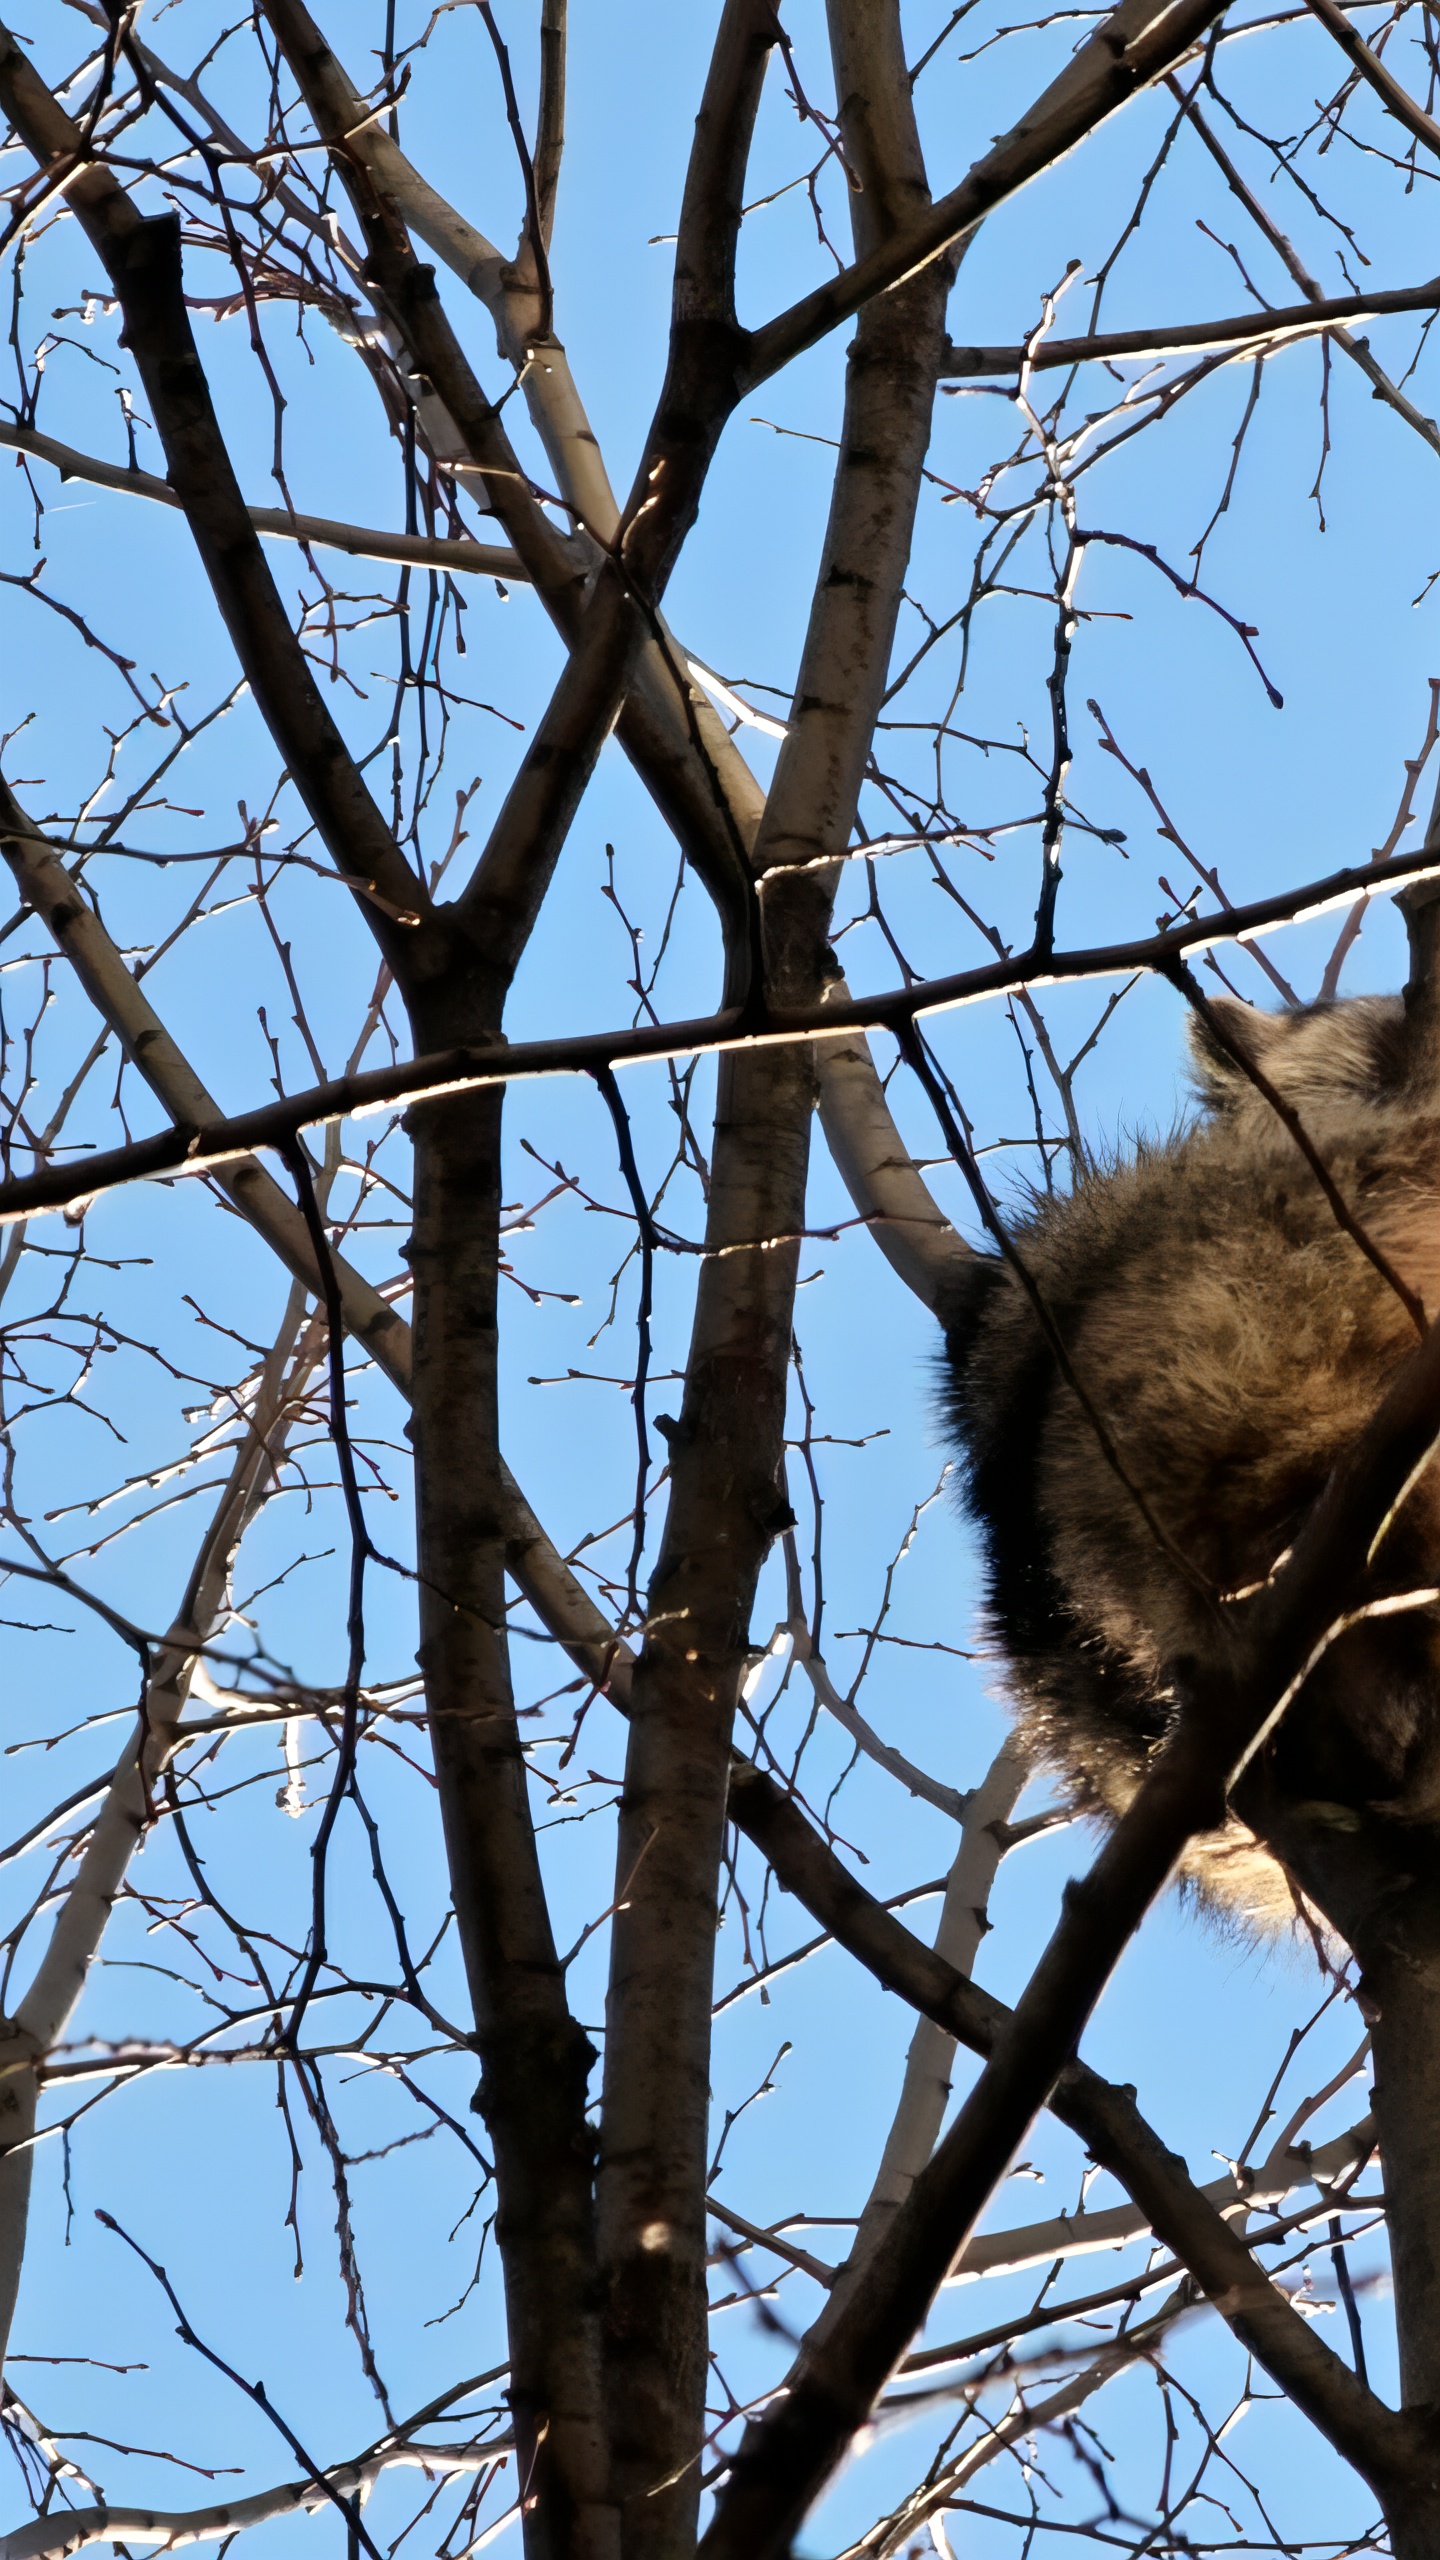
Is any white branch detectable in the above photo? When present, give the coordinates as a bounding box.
[0,2442,504,2560]
[816,1738,1031,2331]
[685,657,790,741]
[948,2113,1377,2283]
[0,1298,323,2360]
[0,424,522,580]
[842,2291,1190,2560]
[815,980,971,1313]
[766,1618,973,1824]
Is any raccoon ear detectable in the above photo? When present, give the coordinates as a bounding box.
[1186,996,1284,1098]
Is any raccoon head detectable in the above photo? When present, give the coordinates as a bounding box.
[1188,993,1409,1126]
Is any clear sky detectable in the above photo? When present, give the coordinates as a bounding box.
[2,2,1435,2551]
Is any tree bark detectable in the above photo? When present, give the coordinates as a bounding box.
[594,9,959,2548]
[0,1292,316,2364]
[809,1740,1029,2336]
[408,1063,615,2560]
[1243,1795,1440,2552]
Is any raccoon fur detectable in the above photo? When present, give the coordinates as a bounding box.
[940,993,1440,1928]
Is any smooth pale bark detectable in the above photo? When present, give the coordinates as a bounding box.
[254,0,614,544]
[814,979,969,1311]
[813,1739,1030,2331]
[0,1292,316,2363]
[0,2439,505,2560]
[947,2109,1376,2282]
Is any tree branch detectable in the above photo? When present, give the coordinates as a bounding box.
[717,1756,1420,2556]
[6,829,1440,1232]
[741,0,1232,392]
[533,0,568,255]
[0,777,412,1385]
[0,35,435,974]
[255,0,764,997]
[0,778,627,1745]
[1176,83,1440,458]
[947,2110,1377,2282]
[0,420,523,575]
[941,274,1440,374]
[0,2420,508,2560]
[814,977,970,1310]
[0,792,1393,2514]
[1302,0,1440,161]
[707,1295,1440,2544]
[809,1737,1030,2334]
[0,1296,321,2364]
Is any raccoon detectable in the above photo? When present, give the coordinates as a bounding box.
[940,993,1440,1926]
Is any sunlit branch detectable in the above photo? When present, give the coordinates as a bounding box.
[4,836,1438,1230]
[0,2432,511,2560]
[941,273,1440,374]
[0,420,524,577]
[1302,0,1440,162]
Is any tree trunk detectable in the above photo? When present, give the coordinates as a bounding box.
[1244,1787,1440,2548]
[408,1060,615,2560]
[594,7,961,2535]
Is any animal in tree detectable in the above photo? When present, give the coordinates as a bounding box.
[940,993,1440,1923]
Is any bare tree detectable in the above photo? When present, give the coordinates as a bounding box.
[1,4,1438,2556]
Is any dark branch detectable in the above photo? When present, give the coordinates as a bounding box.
[740,0,1232,391]
[0,39,434,974]
[722,1758,1413,2499]
[707,1278,1440,2554]
[5,829,1439,1229]
[1302,0,1440,162]
[942,275,1440,375]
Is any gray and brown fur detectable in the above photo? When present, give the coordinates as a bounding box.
[940,993,1440,1928]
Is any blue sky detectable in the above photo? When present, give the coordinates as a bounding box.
[2,1,1436,2550]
